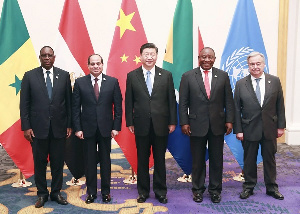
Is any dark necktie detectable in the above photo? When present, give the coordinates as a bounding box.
[146,71,152,95]
[46,70,52,99]
[204,70,210,98]
[255,78,261,105]
[94,77,99,100]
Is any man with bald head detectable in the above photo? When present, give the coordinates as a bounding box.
[179,47,234,203]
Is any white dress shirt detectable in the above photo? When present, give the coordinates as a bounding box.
[142,66,154,89]
[91,73,103,93]
[42,67,54,87]
[200,67,212,88]
[251,73,265,106]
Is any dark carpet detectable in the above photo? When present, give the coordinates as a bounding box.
[0,143,299,214]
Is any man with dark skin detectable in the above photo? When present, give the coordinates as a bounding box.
[20,46,72,208]
[179,47,234,203]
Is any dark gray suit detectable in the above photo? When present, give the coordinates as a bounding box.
[20,66,72,198]
[179,67,234,195]
[72,74,122,196]
[233,73,286,192]
[125,66,177,196]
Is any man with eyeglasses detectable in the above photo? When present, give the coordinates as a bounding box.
[20,46,72,208]
[179,47,234,203]
[234,52,285,200]
[125,43,177,204]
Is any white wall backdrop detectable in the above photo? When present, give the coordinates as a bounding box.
[0,0,279,75]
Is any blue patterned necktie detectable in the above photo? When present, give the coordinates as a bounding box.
[46,70,52,99]
[146,71,152,95]
[255,78,261,105]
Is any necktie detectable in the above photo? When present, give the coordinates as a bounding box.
[46,70,52,99]
[94,77,99,100]
[255,78,261,105]
[146,71,152,95]
[204,70,210,99]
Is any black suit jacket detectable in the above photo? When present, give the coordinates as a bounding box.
[125,66,177,136]
[233,73,286,141]
[72,74,122,138]
[20,66,72,139]
[179,67,234,136]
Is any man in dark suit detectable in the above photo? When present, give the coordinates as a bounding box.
[125,43,177,204]
[72,54,122,204]
[179,47,234,203]
[234,52,285,200]
[20,46,71,208]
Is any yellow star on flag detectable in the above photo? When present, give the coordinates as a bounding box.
[120,53,129,63]
[133,55,141,65]
[116,9,136,39]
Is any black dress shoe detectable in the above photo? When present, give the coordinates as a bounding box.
[240,189,253,199]
[266,190,284,200]
[211,194,221,203]
[137,194,149,203]
[102,194,111,203]
[85,194,97,204]
[155,194,168,204]
[35,196,48,208]
[193,193,203,203]
[50,194,68,205]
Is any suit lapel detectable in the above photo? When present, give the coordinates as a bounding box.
[195,67,209,99]
[51,67,60,101]
[136,67,150,97]
[262,74,272,107]
[36,67,49,99]
[245,75,260,105]
[210,68,218,98]
[86,74,97,102]
[98,74,107,102]
[152,66,162,96]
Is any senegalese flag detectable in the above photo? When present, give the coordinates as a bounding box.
[162,0,194,175]
[0,0,38,178]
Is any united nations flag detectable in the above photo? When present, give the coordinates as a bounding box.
[220,0,268,169]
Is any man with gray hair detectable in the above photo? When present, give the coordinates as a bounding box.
[234,52,286,200]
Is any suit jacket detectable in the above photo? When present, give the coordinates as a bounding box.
[125,66,177,136]
[233,73,286,141]
[72,74,122,138]
[179,67,234,137]
[20,66,72,139]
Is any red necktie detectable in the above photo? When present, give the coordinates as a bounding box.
[204,70,210,99]
[94,77,99,100]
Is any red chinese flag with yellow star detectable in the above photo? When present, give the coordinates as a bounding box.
[106,0,153,173]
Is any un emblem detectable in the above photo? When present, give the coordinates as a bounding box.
[221,47,254,92]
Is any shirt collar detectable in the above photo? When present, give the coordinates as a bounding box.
[200,67,212,73]
[251,72,265,81]
[91,73,103,81]
[42,67,54,74]
[142,66,155,76]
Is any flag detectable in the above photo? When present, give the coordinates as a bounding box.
[0,0,38,178]
[220,0,266,169]
[106,0,150,173]
[162,0,194,175]
[55,0,94,178]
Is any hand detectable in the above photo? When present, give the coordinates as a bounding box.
[128,126,134,134]
[75,131,84,139]
[225,122,233,135]
[168,125,176,134]
[24,129,35,142]
[277,128,285,138]
[111,130,119,138]
[236,133,244,141]
[66,128,72,139]
[181,125,191,136]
